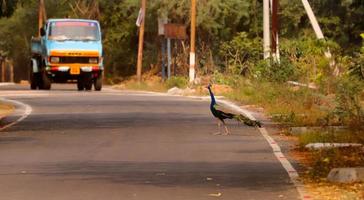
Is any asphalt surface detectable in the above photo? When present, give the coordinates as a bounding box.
[0,84,300,200]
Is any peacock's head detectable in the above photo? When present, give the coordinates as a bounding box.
[206,83,212,89]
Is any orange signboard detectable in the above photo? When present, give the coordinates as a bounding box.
[164,24,187,40]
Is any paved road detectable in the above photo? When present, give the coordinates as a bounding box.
[0,84,299,200]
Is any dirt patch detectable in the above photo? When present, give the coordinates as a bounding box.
[304,181,364,200]
[291,147,364,199]
[0,103,14,119]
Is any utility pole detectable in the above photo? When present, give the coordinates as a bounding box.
[301,0,324,39]
[1,58,5,82]
[189,0,196,83]
[271,0,280,62]
[38,0,46,36]
[9,60,14,83]
[263,0,270,59]
[136,0,146,83]
[301,0,337,74]
[167,38,171,79]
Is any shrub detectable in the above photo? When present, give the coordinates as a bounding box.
[211,71,242,86]
[349,33,364,80]
[252,57,297,82]
[165,76,188,89]
[219,32,261,76]
[327,76,364,127]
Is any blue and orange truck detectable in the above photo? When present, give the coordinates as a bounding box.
[30,19,103,91]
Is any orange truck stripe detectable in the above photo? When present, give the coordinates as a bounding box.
[50,63,99,67]
[50,50,99,57]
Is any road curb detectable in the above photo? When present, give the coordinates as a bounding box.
[0,82,15,87]
[328,168,364,183]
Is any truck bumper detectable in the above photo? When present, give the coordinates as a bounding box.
[46,65,103,82]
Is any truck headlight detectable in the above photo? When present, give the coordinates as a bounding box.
[50,57,60,63]
[89,58,98,64]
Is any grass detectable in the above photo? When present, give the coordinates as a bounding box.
[112,76,167,92]
[225,80,329,126]
[298,131,364,149]
[112,75,191,93]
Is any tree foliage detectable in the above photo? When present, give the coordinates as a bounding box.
[0,0,363,81]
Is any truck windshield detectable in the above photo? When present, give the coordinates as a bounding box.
[48,21,100,41]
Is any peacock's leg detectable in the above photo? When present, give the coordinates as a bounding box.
[222,120,230,135]
[212,119,222,135]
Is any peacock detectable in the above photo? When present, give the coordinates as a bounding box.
[207,84,262,135]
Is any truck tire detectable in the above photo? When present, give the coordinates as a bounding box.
[41,72,51,90]
[83,73,93,91]
[77,78,84,91]
[30,72,41,90]
[94,75,102,91]
[85,81,92,91]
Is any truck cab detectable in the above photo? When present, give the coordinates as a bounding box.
[30,19,103,91]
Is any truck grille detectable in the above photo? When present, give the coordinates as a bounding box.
[59,57,98,64]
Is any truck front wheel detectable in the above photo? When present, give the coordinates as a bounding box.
[77,77,84,91]
[30,72,41,90]
[94,75,102,91]
[78,73,92,91]
[40,72,51,90]
[84,73,93,91]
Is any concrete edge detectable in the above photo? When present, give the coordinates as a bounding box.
[328,168,364,183]
[0,82,15,87]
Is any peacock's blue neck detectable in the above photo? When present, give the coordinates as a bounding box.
[208,87,216,105]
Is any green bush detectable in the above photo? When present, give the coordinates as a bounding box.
[219,32,261,76]
[327,76,364,127]
[252,58,297,82]
[165,76,188,89]
[212,71,242,86]
[349,33,364,80]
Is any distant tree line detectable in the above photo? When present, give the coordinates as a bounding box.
[0,0,363,81]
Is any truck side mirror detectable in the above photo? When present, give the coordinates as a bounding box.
[40,28,46,37]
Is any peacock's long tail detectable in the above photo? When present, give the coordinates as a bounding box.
[234,114,262,127]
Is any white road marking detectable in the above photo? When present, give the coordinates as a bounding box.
[0,98,32,132]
